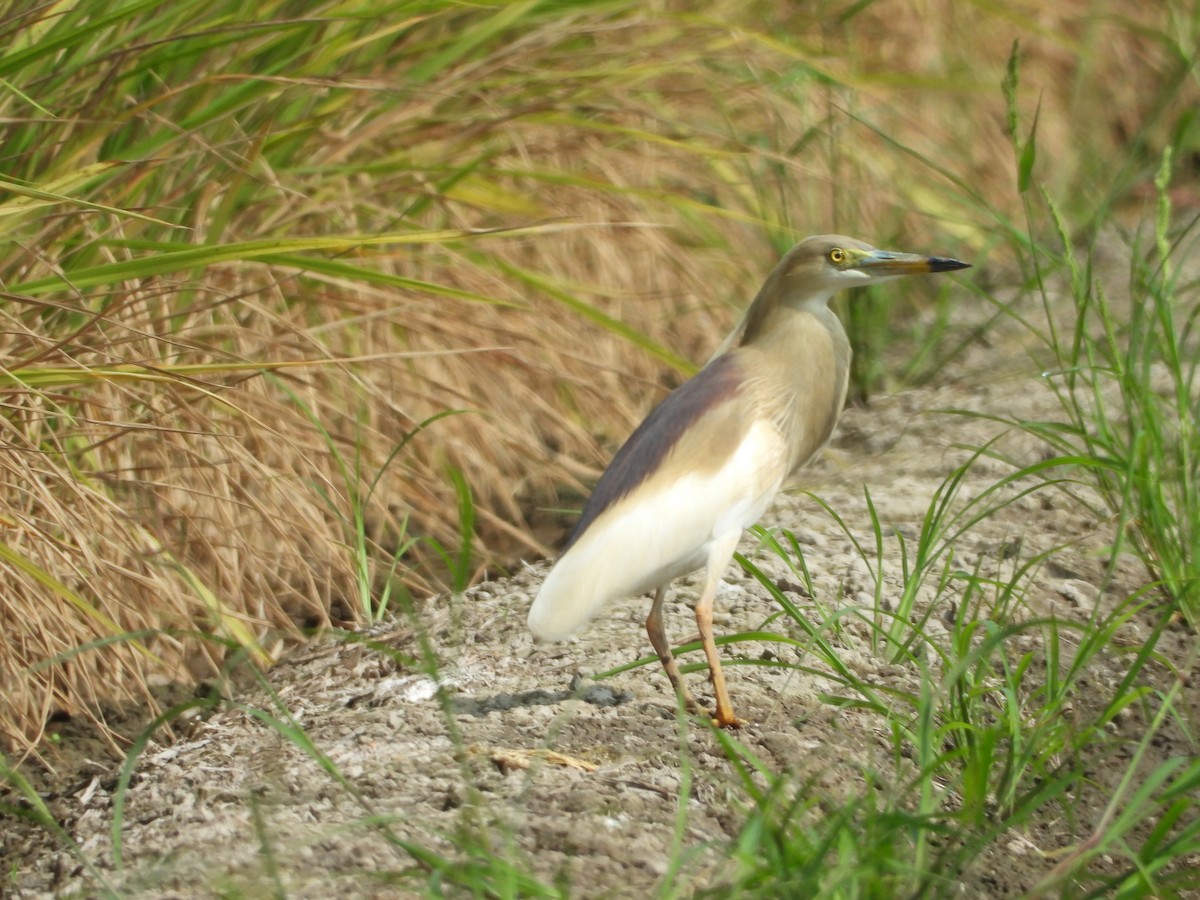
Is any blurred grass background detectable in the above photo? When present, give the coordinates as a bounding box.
[0,0,1196,754]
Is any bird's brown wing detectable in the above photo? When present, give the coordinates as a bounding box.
[564,352,746,552]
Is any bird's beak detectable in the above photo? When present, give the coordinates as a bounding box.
[850,248,972,278]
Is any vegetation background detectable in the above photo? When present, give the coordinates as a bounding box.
[2,0,1198,894]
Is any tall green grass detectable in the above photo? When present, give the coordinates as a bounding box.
[1006,169,1200,627]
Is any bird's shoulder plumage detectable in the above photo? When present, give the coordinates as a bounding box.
[562,351,751,552]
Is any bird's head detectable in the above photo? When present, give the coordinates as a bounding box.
[779,234,971,298]
[717,234,970,354]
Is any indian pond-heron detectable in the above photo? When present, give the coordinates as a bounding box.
[528,235,971,727]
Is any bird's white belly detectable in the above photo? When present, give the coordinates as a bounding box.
[529,419,789,641]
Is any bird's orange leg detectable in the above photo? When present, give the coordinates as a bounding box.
[645,585,703,714]
[695,543,747,729]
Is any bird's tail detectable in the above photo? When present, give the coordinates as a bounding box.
[527,548,617,642]
[527,480,716,641]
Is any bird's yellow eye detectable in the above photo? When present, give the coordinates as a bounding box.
[829,248,846,264]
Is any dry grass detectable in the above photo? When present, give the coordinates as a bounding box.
[1,0,1196,754]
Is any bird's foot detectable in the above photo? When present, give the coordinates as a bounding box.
[711,710,748,729]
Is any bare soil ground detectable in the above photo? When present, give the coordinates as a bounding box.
[3,293,1195,898]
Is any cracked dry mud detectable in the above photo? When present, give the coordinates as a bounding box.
[4,295,1194,898]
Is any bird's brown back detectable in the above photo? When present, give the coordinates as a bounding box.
[563,352,749,551]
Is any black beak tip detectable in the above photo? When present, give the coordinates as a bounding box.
[929,256,972,273]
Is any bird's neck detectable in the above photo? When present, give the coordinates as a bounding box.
[735,301,852,475]
[741,266,828,341]
[706,275,836,364]
[741,294,844,353]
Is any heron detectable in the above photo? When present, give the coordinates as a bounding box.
[529,234,970,727]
